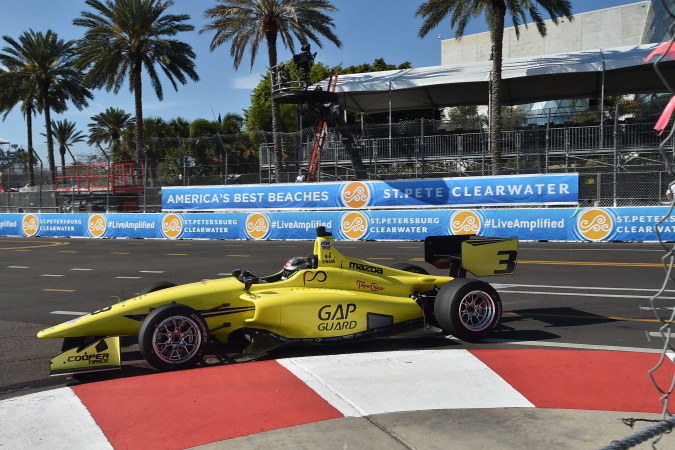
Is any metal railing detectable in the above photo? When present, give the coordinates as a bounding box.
[2,105,675,211]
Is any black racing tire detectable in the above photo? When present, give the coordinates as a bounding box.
[434,279,502,342]
[390,263,429,275]
[139,281,177,295]
[138,304,209,371]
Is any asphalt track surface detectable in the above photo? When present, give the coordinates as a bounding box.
[3,236,675,448]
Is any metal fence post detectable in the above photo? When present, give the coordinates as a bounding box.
[545,109,551,174]
[613,104,619,207]
[31,149,43,213]
[481,131,486,176]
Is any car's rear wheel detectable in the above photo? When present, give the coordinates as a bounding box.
[139,304,209,371]
[434,279,501,342]
[391,262,429,275]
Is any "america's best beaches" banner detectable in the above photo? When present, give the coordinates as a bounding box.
[162,173,579,211]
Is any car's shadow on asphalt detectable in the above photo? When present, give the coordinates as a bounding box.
[487,306,619,342]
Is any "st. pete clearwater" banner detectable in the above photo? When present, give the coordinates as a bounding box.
[2,207,675,242]
[162,173,579,211]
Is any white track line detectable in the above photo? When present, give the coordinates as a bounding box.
[479,337,666,354]
[493,283,675,300]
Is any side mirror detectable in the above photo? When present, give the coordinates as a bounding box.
[242,276,258,291]
[232,269,242,280]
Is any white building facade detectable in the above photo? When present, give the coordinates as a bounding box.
[440,2,659,66]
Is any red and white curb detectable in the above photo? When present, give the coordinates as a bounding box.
[1,349,673,450]
[278,349,533,416]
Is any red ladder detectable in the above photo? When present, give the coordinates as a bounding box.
[306,71,339,182]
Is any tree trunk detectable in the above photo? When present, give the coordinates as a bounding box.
[267,32,283,183]
[490,0,506,176]
[42,81,55,186]
[133,53,144,164]
[26,105,35,187]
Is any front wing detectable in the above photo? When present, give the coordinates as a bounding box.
[49,336,122,376]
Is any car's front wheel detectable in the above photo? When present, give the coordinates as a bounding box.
[138,304,209,371]
[434,279,502,342]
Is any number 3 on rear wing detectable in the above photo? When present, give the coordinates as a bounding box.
[424,235,518,278]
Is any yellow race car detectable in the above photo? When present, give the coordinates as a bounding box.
[38,227,518,375]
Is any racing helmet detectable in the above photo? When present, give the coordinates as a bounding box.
[282,256,310,279]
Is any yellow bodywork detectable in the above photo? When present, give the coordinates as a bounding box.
[38,232,518,355]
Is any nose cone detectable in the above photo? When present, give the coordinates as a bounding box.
[37,304,122,339]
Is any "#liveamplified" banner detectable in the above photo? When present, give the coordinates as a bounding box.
[1,207,675,241]
[162,173,579,211]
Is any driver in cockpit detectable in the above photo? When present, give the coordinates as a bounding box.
[281,256,311,279]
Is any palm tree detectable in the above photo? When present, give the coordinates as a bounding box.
[219,112,244,135]
[201,0,342,183]
[0,68,41,186]
[166,117,191,138]
[0,30,92,185]
[73,0,199,163]
[47,119,87,169]
[416,0,573,175]
[87,107,134,160]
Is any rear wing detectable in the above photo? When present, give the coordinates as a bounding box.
[424,235,518,277]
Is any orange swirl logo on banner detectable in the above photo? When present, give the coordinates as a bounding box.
[22,214,39,237]
[577,209,613,241]
[450,210,481,235]
[341,182,370,208]
[162,214,183,239]
[88,214,107,238]
[341,212,368,239]
[246,213,269,239]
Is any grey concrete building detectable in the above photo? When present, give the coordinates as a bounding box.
[440,1,668,66]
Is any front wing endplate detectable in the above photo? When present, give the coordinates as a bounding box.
[49,336,122,376]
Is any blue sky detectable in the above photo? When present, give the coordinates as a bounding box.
[0,0,647,159]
